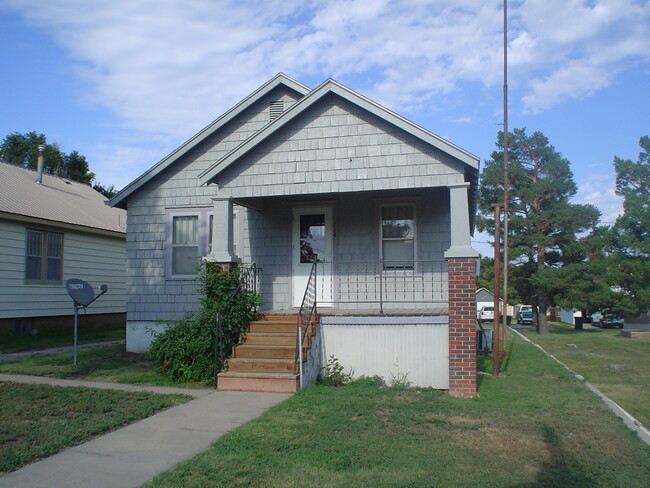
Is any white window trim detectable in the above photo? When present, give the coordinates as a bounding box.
[379,203,417,271]
[166,206,243,280]
[166,208,209,280]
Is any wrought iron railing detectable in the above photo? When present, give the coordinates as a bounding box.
[214,263,260,380]
[315,260,446,313]
[295,262,317,387]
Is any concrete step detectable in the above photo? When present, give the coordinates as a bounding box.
[217,372,299,393]
[226,357,295,373]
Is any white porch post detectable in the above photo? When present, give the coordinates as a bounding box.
[444,183,479,259]
[205,197,239,264]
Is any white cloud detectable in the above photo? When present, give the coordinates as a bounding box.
[4,0,649,154]
[575,174,623,225]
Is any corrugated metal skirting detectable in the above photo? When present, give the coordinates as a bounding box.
[320,316,449,388]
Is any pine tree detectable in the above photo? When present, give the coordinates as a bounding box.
[478,128,600,333]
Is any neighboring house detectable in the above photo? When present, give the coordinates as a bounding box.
[476,287,501,313]
[0,162,127,334]
[110,74,480,397]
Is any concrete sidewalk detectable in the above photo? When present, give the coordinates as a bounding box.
[0,340,125,362]
[0,376,291,488]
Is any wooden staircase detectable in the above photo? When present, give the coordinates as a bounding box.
[217,313,313,393]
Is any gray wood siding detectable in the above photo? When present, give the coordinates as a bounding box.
[124,87,302,322]
[218,93,466,199]
[0,220,126,319]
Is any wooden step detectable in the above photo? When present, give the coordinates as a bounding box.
[217,372,299,393]
[233,344,305,359]
[248,321,296,333]
[241,332,297,346]
[226,357,294,373]
[256,313,297,322]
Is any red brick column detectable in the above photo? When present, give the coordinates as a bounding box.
[447,257,477,398]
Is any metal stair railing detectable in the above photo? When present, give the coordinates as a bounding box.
[214,263,260,382]
[295,261,317,389]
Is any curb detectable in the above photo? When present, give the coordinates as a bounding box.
[509,326,650,447]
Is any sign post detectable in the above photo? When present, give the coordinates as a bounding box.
[64,280,108,365]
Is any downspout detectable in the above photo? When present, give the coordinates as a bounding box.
[36,145,45,185]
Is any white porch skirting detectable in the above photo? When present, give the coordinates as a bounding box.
[320,315,449,389]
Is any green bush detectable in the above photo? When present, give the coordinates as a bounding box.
[148,263,262,383]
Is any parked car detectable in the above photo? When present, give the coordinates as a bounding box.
[477,306,494,323]
[517,305,534,325]
[591,310,625,329]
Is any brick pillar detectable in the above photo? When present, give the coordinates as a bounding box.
[447,257,477,398]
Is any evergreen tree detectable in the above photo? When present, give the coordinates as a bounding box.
[478,128,600,333]
[608,136,650,315]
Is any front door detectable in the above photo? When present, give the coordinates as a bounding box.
[292,207,333,307]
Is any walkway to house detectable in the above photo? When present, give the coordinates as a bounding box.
[0,374,291,488]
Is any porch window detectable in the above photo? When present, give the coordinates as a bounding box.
[25,229,63,283]
[381,205,415,269]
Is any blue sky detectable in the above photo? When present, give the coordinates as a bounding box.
[1,0,648,254]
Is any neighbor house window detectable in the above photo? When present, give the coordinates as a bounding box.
[25,229,63,283]
[381,205,415,269]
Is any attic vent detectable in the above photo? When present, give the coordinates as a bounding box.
[269,100,284,121]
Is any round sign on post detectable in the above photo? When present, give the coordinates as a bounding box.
[65,279,95,307]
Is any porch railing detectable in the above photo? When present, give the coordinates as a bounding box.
[214,263,260,380]
[316,260,446,313]
[295,261,317,388]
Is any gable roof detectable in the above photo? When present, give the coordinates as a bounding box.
[110,73,310,208]
[198,78,479,186]
[0,162,126,237]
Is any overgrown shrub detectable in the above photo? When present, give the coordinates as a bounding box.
[148,263,262,383]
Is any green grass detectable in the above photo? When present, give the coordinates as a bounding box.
[0,381,191,474]
[0,324,125,353]
[518,322,650,428]
[142,332,650,488]
[0,344,211,389]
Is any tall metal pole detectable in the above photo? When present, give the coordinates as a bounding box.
[501,0,510,357]
[491,204,502,376]
[73,305,79,366]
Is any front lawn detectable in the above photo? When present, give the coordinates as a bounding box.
[0,344,211,389]
[0,323,125,353]
[519,322,650,427]
[142,331,650,488]
[0,382,191,474]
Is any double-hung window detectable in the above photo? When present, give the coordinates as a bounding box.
[167,207,242,278]
[25,229,63,283]
[381,204,415,269]
[171,215,200,275]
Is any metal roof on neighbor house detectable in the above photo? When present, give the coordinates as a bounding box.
[0,162,126,237]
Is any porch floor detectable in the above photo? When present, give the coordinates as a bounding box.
[262,306,448,316]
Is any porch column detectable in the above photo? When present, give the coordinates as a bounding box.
[444,183,478,259]
[445,183,479,398]
[205,197,239,268]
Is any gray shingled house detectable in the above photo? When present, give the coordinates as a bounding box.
[0,162,126,335]
[110,74,480,396]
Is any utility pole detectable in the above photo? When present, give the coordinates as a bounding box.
[492,203,503,376]
[501,0,510,358]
